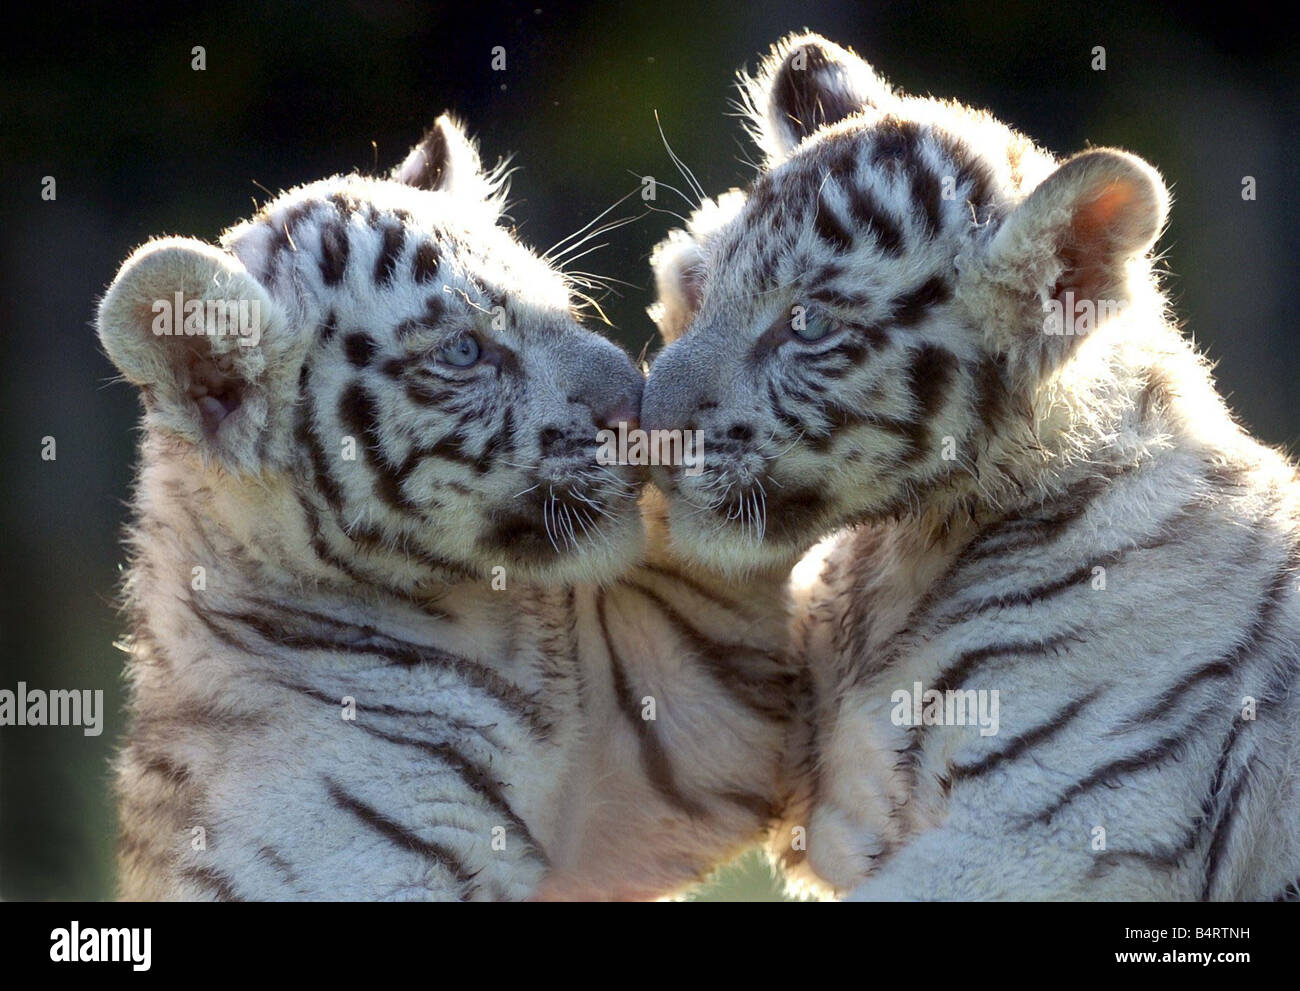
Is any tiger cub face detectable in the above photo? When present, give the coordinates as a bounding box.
[642,33,1167,573]
[99,115,644,587]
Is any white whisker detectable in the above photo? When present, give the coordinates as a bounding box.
[654,109,706,203]
[543,186,642,262]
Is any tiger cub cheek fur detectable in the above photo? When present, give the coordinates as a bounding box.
[643,32,1168,573]
[100,115,645,590]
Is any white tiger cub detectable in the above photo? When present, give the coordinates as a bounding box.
[101,114,796,900]
[642,33,1300,900]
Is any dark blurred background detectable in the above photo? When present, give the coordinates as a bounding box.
[0,0,1295,901]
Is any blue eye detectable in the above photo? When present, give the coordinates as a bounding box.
[439,335,481,367]
[792,310,834,342]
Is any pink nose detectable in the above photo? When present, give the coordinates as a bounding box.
[597,404,640,433]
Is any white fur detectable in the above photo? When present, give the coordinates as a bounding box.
[104,117,797,900]
[646,32,1300,901]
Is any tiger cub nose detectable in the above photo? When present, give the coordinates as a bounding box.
[595,400,640,433]
[639,337,697,436]
[582,341,644,433]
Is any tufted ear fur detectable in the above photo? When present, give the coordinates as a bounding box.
[648,229,705,346]
[741,32,895,165]
[647,190,747,344]
[392,113,504,213]
[976,148,1169,380]
[97,237,301,474]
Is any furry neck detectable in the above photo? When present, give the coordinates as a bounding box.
[888,309,1248,557]
[127,440,520,630]
[640,485,798,597]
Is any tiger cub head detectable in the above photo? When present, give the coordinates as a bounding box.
[99,115,645,588]
[642,32,1168,573]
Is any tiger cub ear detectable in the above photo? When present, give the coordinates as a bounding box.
[648,229,705,346]
[647,190,746,345]
[980,148,1169,379]
[393,113,503,212]
[743,32,895,164]
[97,237,297,473]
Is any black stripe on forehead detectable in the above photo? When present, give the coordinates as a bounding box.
[318,211,350,286]
[746,173,779,219]
[868,116,925,165]
[394,294,453,344]
[807,284,872,311]
[870,118,942,237]
[373,220,406,285]
[934,131,1002,224]
[813,189,854,251]
[818,133,908,257]
[267,199,318,251]
[412,240,441,283]
[748,159,822,222]
[891,275,952,326]
[814,121,1002,243]
[251,199,322,282]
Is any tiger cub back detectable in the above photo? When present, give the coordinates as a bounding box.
[643,33,1300,900]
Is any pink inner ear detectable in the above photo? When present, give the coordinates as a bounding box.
[195,395,236,433]
[1077,183,1136,250]
[1052,182,1138,306]
[679,259,705,314]
[186,351,244,436]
